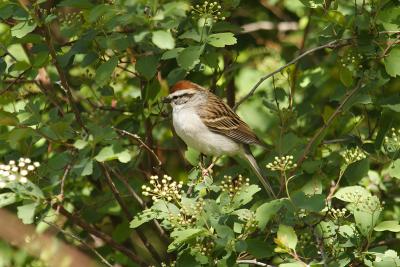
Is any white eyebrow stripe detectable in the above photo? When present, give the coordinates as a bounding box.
[168,89,197,98]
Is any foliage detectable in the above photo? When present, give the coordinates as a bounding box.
[0,0,400,266]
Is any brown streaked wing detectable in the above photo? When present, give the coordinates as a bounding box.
[198,92,263,145]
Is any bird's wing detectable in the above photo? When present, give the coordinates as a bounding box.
[197,92,263,145]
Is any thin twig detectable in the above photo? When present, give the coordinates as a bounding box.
[234,38,352,110]
[241,21,298,33]
[114,127,162,166]
[51,203,146,266]
[293,79,364,172]
[43,220,113,267]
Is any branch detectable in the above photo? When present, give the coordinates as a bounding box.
[42,25,87,132]
[114,127,162,166]
[52,203,147,266]
[241,21,298,33]
[293,79,364,171]
[100,164,163,263]
[0,69,30,95]
[43,220,113,267]
[233,38,352,110]
[236,259,275,266]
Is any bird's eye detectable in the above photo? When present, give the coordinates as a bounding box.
[173,95,179,100]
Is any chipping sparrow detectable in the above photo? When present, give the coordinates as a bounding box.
[164,80,276,198]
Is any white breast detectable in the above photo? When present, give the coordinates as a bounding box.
[172,106,240,156]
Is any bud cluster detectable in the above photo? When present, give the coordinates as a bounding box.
[384,128,400,153]
[339,52,364,69]
[194,238,215,256]
[0,158,40,188]
[58,10,84,26]
[266,155,297,172]
[341,147,366,165]
[141,175,183,202]
[220,175,250,197]
[190,1,225,21]
[328,208,348,220]
[169,199,205,227]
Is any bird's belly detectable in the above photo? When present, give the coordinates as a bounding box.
[173,108,240,156]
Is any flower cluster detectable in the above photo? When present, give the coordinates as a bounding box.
[266,155,297,172]
[141,175,183,202]
[384,128,400,153]
[190,1,225,21]
[0,158,40,188]
[220,175,249,197]
[341,147,366,165]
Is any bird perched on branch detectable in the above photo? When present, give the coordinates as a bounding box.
[164,80,276,198]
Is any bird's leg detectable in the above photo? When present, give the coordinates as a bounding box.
[199,153,209,177]
[205,156,220,175]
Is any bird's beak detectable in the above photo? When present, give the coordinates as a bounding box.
[162,96,171,104]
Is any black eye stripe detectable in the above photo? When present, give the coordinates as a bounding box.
[173,93,193,99]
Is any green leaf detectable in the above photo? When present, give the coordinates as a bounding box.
[130,209,157,228]
[95,56,118,86]
[256,199,285,229]
[232,184,260,208]
[377,7,400,31]
[291,192,326,212]
[334,186,371,203]
[374,220,400,232]
[339,67,353,87]
[58,0,94,8]
[94,145,131,163]
[0,110,19,126]
[73,139,88,150]
[11,21,36,38]
[152,30,175,50]
[0,193,17,208]
[168,228,207,252]
[207,33,237,48]
[246,239,273,258]
[162,48,184,60]
[384,47,400,77]
[387,159,400,179]
[136,55,159,80]
[276,224,297,250]
[177,45,203,70]
[184,147,200,166]
[17,203,37,224]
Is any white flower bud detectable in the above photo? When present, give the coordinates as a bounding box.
[20,177,28,183]
[33,162,40,167]
[20,170,28,176]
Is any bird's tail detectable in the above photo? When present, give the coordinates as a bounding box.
[243,146,276,199]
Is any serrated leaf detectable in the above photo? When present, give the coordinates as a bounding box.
[0,110,19,126]
[11,21,36,38]
[177,45,203,70]
[232,184,260,208]
[207,32,237,47]
[17,202,37,224]
[152,30,175,50]
[374,220,400,232]
[276,224,297,250]
[0,192,17,208]
[168,228,207,252]
[136,55,159,80]
[95,56,118,86]
[130,209,157,228]
[334,186,371,202]
[384,47,400,77]
[256,199,285,229]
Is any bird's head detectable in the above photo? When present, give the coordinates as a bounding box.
[164,80,206,107]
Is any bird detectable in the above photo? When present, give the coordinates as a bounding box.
[164,80,276,198]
